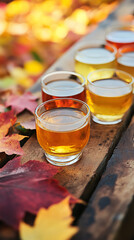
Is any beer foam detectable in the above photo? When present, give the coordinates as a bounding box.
[88,79,132,97]
[75,48,115,64]
[106,30,134,43]
[118,52,134,67]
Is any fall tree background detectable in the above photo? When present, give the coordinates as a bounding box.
[0,0,121,93]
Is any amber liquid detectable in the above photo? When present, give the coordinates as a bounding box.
[42,79,86,103]
[36,108,90,156]
[117,52,134,77]
[75,48,116,79]
[106,30,134,49]
[87,79,132,122]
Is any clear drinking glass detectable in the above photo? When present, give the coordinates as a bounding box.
[106,24,134,49]
[35,98,90,166]
[41,71,86,103]
[87,68,133,125]
[117,44,134,77]
[74,43,116,80]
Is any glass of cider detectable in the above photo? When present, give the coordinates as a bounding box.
[41,71,86,103]
[35,98,90,166]
[87,68,133,125]
[74,43,116,80]
[117,44,134,77]
[106,24,134,49]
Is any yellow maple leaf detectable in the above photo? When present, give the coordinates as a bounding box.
[24,60,44,75]
[20,197,78,240]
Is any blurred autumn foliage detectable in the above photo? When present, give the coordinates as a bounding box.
[0,0,119,93]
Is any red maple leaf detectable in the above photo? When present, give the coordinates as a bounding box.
[0,110,26,155]
[0,157,77,229]
[5,92,38,114]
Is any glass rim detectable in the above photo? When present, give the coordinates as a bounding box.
[75,42,117,58]
[40,71,86,90]
[118,44,134,57]
[87,68,134,89]
[35,98,90,126]
[105,23,134,43]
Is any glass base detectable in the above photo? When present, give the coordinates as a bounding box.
[45,152,82,166]
[92,114,122,125]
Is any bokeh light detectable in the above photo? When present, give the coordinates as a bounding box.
[0,0,119,93]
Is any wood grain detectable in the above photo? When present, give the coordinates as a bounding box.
[74,116,134,240]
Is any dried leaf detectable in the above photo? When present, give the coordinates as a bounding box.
[0,110,26,155]
[20,197,78,240]
[5,92,38,114]
[0,134,25,155]
[16,112,36,132]
[0,157,77,229]
[19,119,36,130]
[0,110,16,138]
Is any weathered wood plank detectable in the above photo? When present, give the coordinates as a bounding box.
[73,115,134,240]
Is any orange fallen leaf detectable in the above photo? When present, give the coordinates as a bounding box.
[0,110,26,155]
[20,197,78,240]
[0,110,17,138]
[0,134,26,155]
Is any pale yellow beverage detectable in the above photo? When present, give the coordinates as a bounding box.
[75,46,116,79]
[117,45,134,77]
[87,69,133,124]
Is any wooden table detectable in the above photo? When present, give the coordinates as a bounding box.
[1,0,134,239]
